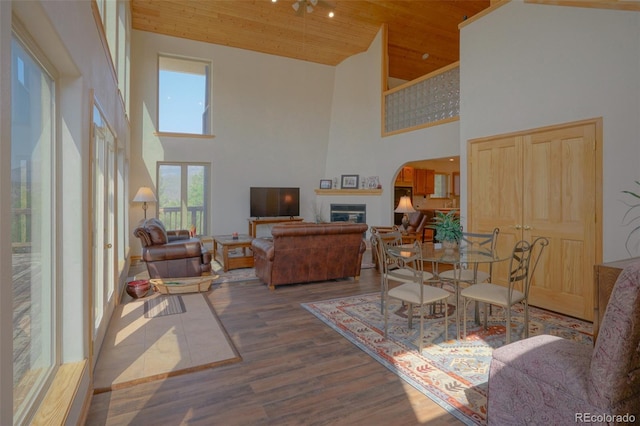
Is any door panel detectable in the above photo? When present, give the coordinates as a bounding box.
[469,136,522,287]
[524,124,596,320]
[468,120,600,321]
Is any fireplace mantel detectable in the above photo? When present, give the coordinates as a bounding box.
[314,189,382,196]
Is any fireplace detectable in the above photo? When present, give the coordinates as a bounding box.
[330,204,366,224]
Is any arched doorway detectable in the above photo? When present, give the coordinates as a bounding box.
[392,156,460,226]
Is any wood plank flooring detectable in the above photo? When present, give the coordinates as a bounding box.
[85,268,464,425]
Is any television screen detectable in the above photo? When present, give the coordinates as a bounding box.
[250,187,300,218]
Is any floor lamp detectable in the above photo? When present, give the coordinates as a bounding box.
[133,187,157,219]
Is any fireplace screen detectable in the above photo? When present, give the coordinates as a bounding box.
[330,204,366,224]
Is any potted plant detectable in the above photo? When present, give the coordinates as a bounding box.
[430,210,462,252]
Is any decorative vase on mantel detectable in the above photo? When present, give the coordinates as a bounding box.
[442,239,458,254]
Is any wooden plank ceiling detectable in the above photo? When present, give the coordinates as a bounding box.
[131,0,489,82]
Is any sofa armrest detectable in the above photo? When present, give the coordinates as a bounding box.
[251,238,275,261]
[167,230,191,241]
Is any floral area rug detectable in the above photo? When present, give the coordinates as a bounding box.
[301,291,593,426]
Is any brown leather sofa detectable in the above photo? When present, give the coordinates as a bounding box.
[133,218,212,278]
[251,222,368,290]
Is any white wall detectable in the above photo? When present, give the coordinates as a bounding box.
[131,28,463,245]
[460,2,640,262]
[325,29,461,228]
[130,30,335,243]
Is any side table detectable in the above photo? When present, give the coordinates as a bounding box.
[211,234,255,272]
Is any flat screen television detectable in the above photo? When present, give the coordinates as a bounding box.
[250,187,300,218]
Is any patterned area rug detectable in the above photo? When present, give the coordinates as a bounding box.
[302,292,593,426]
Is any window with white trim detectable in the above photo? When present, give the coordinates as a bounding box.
[11,32,56,424]
[158,55,211,135]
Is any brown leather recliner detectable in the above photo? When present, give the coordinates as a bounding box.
[251,222,368,290]
[133,218,212,278]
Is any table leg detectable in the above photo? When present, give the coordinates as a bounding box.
[222,246,230,272]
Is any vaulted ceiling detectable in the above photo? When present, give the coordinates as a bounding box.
[131,0,489,82]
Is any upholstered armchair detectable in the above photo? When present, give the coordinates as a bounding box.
[487,259,640,425]
[133,218,212,278]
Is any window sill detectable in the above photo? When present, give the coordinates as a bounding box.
[154,131,216,139]
[32,360,87,426]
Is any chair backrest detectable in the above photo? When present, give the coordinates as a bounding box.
[459,228,500,252]
[507,237,549,299]
[589,259,640,413]
[385,240,424,286]
[459,227,500,278]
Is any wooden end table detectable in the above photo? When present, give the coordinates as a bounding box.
[212,234,254,272]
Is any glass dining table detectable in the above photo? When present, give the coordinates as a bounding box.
[387,242,510,339]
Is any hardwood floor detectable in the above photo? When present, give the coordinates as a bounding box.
[85,268,464,425]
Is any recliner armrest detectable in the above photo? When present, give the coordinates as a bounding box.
[143,239,204,262]
[167,230,191,241]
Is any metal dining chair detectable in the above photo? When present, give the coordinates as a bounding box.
[383,240,450,350]
[371,229,435,314]
[460,237,549,343]
[438,228,500,288]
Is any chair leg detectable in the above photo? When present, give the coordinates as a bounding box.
[418,304,424,351]
[483,302,488,329]
[463,298,468,339]
[524,301,529,339]
[443,297,448,342]
[408,304,413,329]
[506,307,511,344]
[384,295,389,339]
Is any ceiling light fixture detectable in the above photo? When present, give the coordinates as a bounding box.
[291,0,331,15]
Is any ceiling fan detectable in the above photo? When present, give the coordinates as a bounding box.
[291,0,334,16]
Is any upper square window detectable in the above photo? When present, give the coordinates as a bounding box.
[158,55,211,135]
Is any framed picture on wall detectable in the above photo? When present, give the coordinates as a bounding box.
[341,174,359,189]
[319,179,332,189]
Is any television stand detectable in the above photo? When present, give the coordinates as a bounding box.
[248,217,304,238]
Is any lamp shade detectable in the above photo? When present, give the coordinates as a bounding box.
[394,195,416,214]
[133,187,157,203]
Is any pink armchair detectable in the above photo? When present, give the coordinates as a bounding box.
[487,260,640,424]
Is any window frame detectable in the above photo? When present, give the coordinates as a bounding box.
[156,162,210,236]
[156,54,213,137]
[10,27,58,425]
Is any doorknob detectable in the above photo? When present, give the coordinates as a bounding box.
[514,224,522,230]
[523,225,532,230]
[105,243,112,249]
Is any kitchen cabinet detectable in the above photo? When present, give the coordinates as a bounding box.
[413,168,434,196]
[395,166,413,186]
[468,119,601,321]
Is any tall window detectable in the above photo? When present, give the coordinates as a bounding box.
[158,55,211,135]
[157,163,210,235]
[11,34,56,423]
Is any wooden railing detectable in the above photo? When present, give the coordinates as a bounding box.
[158,206,206,235]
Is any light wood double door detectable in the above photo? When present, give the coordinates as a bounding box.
[468,118,602,321]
